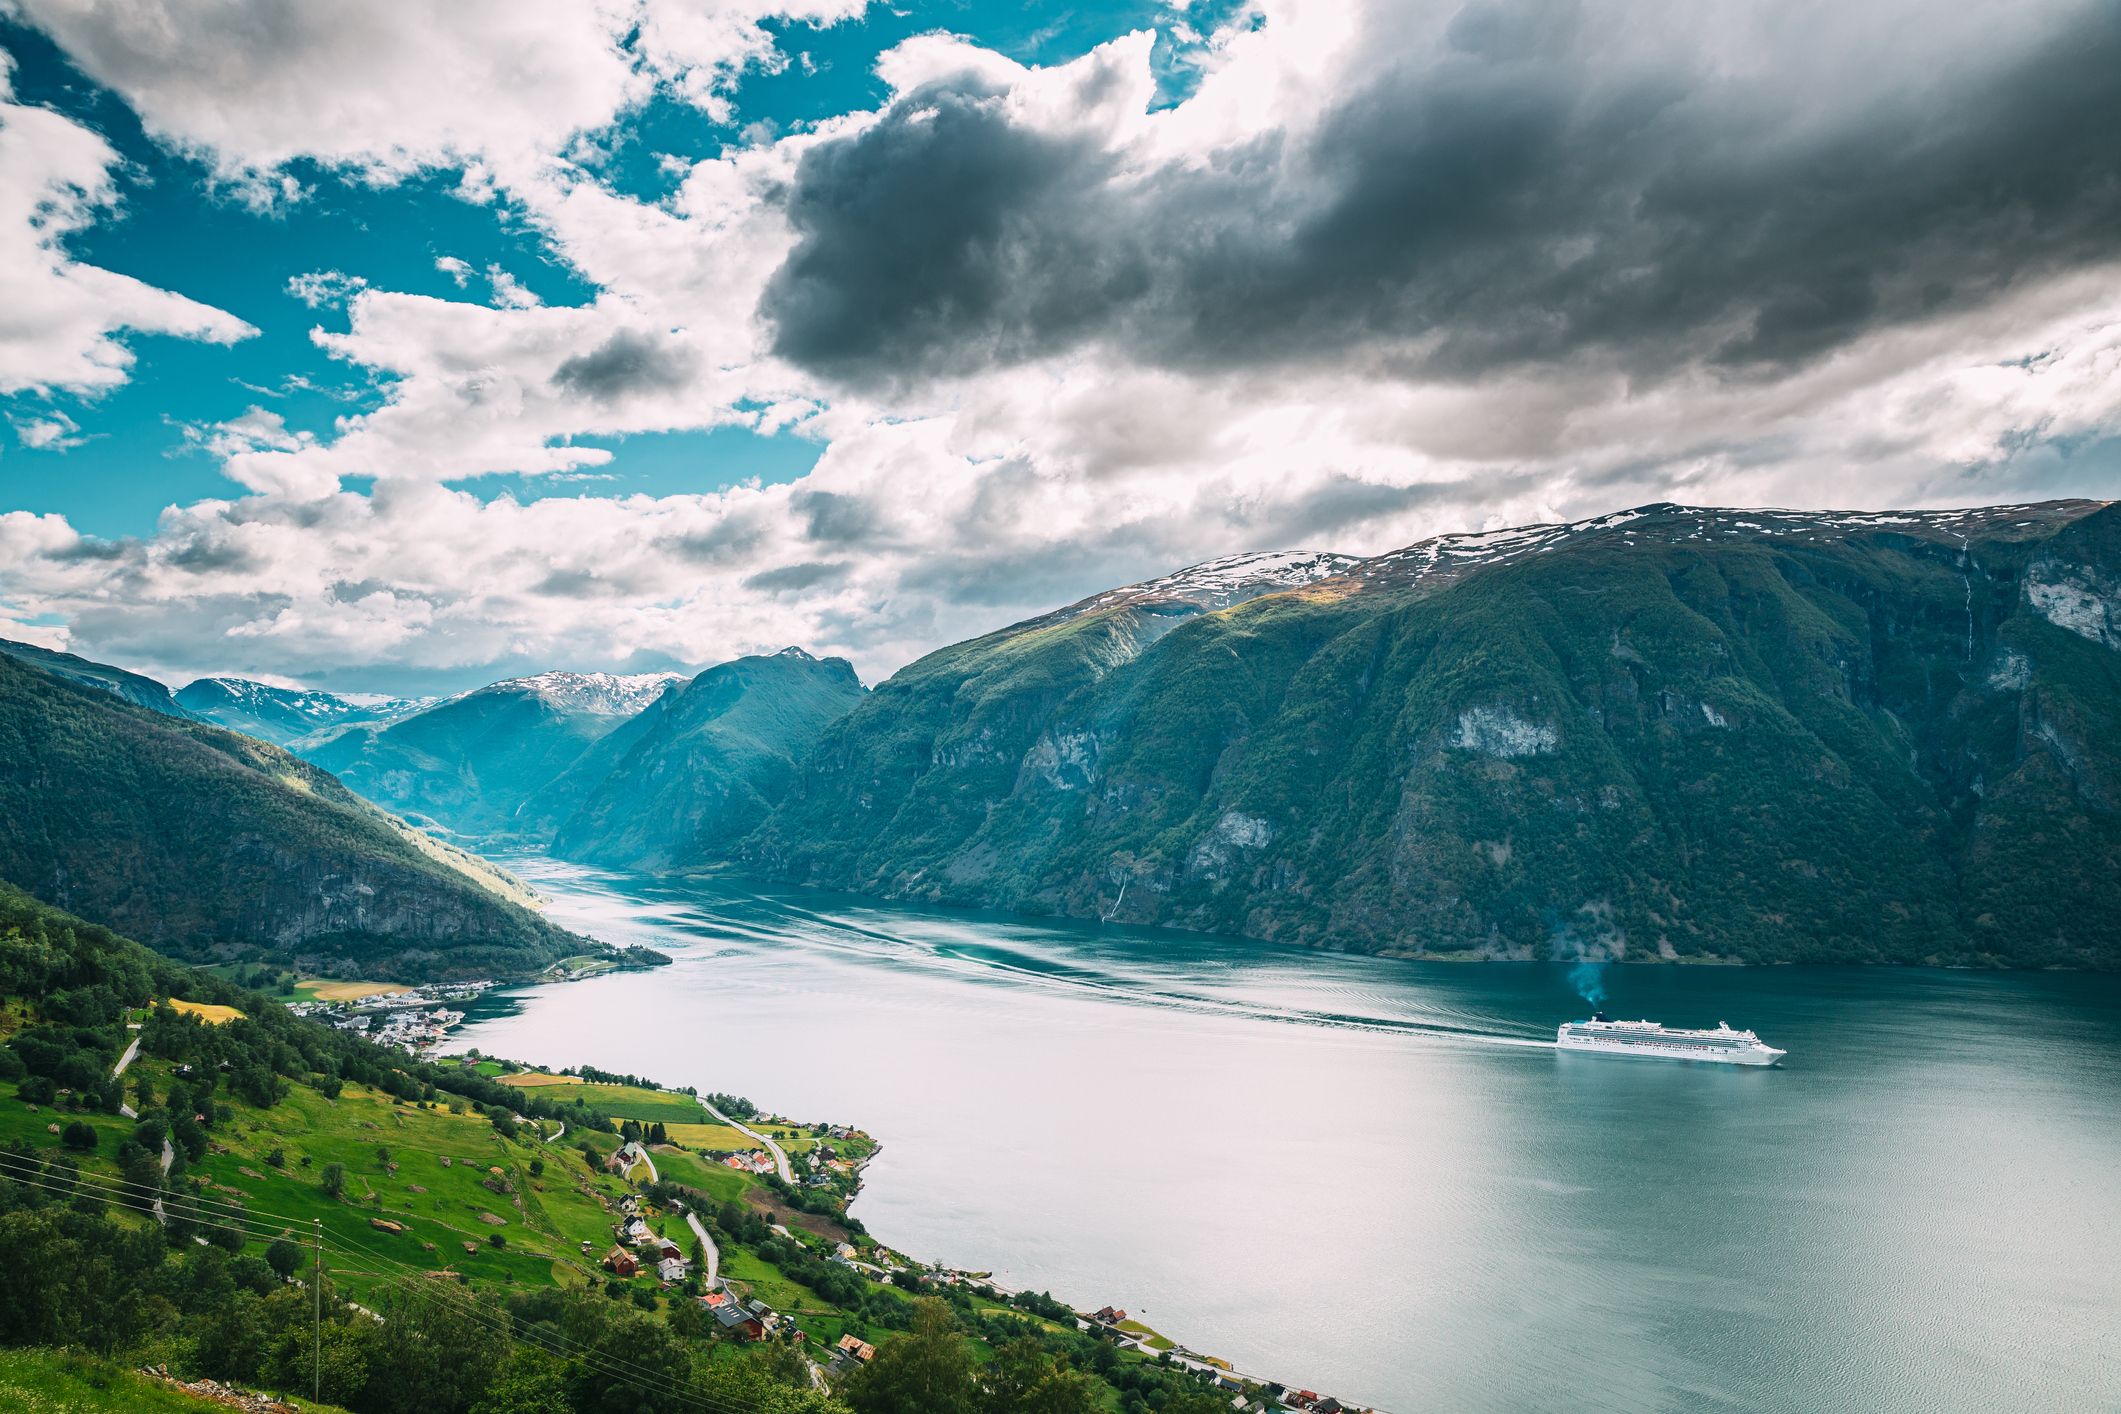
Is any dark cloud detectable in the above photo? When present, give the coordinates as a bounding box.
[550,329,697,403]
[762,0,2121,386]
[790,489,876,543]
[742,560,852,592]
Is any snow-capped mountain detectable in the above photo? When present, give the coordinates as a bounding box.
[175,677,434,746]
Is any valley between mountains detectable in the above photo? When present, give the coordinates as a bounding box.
[5,497,2117,978]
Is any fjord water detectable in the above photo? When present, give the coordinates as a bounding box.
[457,858,2121,1414]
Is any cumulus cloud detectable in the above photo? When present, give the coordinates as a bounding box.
[762,0,2121,388]
[0,53,254,394]
[2,0,2119,694]
[11,0,864,195]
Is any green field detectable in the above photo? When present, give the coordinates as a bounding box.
[565,1084,709,1124]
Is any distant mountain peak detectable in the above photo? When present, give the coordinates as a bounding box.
[772,646,816,659]
[486,670,685,716]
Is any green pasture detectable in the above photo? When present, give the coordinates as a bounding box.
[0,1348,358,1414]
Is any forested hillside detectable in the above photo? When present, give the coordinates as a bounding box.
[0,653,594,981]
[553,649,867,871]
[738,501,2121,968]
[298,672,682,844]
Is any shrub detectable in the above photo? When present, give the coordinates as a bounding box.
[320,1161,346,1198]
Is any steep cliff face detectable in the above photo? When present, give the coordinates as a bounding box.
[0,653,594,980]
[739,501,2120,967]
[552,648,866,870]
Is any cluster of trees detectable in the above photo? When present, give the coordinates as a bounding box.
[836,1299,1244,1414]
[0,1159,837,1414]
[0,883,641,1148]
[574,1065,666,1090]
[761,1173,866,1234]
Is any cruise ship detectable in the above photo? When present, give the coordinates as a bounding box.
[1556,1012,1786,1065]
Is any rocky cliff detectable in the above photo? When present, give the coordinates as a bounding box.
[737,501,2120,968]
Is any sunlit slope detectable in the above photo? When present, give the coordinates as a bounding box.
[740,502,2121,967]
[553,649,867,871]
[0,653,591,980]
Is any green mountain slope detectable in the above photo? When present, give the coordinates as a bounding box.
[737,502,2121,968]
[297,671,680,844]
[0,637,200,719]
[0,652,597,980]
[552,648,867,870]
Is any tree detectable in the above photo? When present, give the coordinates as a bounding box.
[265,1238,302,1279]
[366,1277,510,1414]
[528,1158,544,1178]
[320,1162,346,1199]
[1160,1394,1235,1414]
[839,1297,979,1414]
[748,1336,811,1387]
[984,1336,1105,1414]
[469,1347,571,1414]
[61,1121,97,1151]
[489,1232,506,1248]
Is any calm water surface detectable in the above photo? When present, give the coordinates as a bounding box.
[454,857,2121,1414]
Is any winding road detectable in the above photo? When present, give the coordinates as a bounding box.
[698,1101,793,1183]
[683,1209,720,1285]
[112,1035,141,1078]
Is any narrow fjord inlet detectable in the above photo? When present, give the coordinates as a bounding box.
[451,859,2121,1414]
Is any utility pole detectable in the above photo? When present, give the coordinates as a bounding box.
[313,1218,323,1402]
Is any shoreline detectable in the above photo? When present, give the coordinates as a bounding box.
[456,988,1380,1414]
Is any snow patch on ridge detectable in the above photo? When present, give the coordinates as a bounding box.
[490,670,685,715]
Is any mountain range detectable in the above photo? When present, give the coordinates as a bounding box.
[171,676,433,745]
[292,670,687,844]
[735,500,2120,968]
[5,497,2116,972]
[0,649,606,981]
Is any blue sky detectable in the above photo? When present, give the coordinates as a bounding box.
[0,1,1249,538]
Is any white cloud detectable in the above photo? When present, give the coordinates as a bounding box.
[3,0,2117,694]
[11,410,86,449]
[0,55,254,395]
[12,0,864,197]
[287,271,369,309]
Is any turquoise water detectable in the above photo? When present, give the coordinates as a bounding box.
[455,857,2121,1414]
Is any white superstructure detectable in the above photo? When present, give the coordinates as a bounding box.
[1556,1012,1785,1065]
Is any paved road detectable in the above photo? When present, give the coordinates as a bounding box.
[112,1036,141,1078]
[698,1101,793,1183]
[684,1209,720,1285]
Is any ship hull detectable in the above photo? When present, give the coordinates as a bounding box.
[1555,1035,1784,1065]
